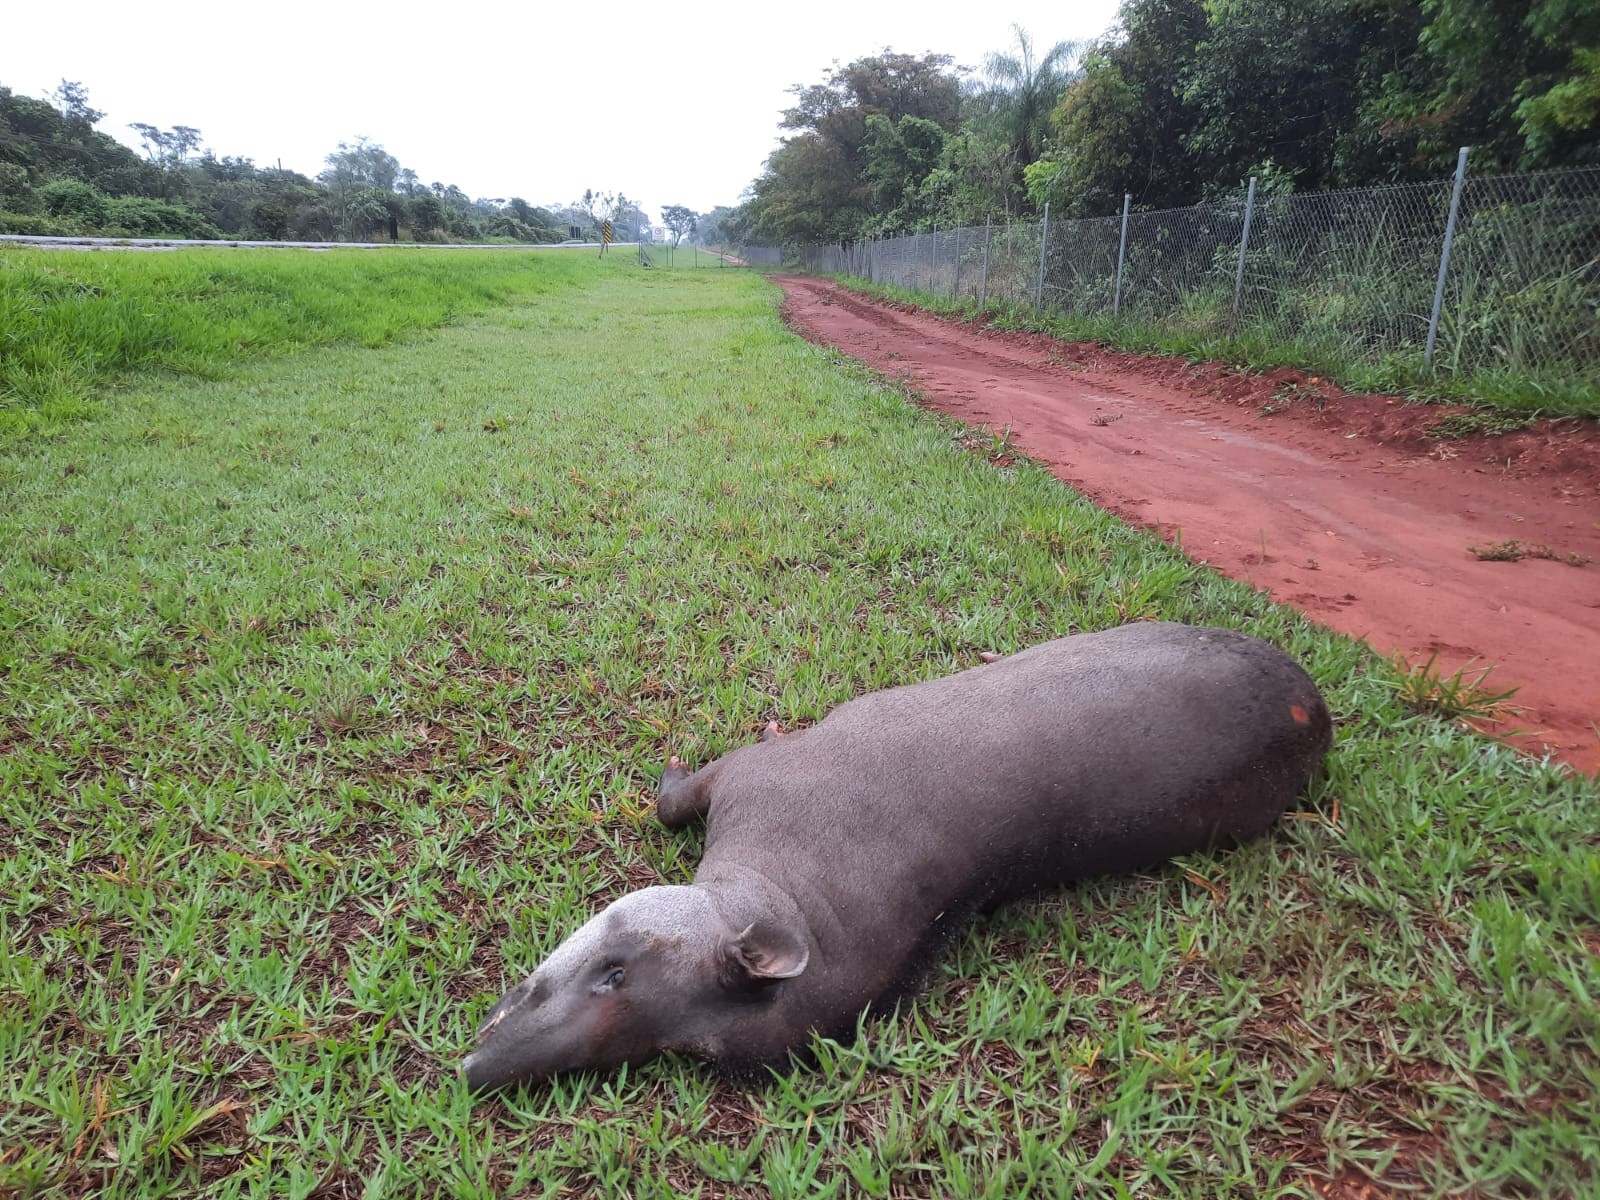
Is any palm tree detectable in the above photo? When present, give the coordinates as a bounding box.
[975,26,1083,182]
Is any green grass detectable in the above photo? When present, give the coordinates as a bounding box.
[2,253,1597,1198]
[0,245,603,444]
[833,278,1600,420]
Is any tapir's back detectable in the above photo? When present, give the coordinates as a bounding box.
[697,623,1331,913]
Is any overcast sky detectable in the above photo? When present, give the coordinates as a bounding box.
[2,0,1123,223]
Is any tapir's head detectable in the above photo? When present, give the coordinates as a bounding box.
[462,885,809,1093]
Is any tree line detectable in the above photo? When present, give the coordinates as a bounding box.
[740,0,1599,245]
[0,80,655,244]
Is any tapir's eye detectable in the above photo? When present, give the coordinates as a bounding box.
[597,965,625,991]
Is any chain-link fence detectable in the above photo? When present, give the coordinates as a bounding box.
[709,244,781,266]
[800,163,1600,401]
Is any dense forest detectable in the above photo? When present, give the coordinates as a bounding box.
[741,0,1600,245]
[0,81,653,244]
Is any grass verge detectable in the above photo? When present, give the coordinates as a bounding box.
[0,245,603,444]
[827,277,1600,420]
[1,257,1597,1197]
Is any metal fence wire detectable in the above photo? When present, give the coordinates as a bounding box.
[798,163,1600,395]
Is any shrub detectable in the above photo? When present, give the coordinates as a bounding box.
[102,196,222,239]
[249,200,291,240]
[91,161,170,199]
[0,210,79,235]
[37,178,107,224]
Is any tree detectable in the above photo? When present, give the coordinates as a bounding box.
[128,123,204,168]
[661,204,698,244]
[0,76,730,245]
[861,114,946,230]
[1518,46,1600,165]
[341,187,395,240]
[784,50,966,143]
[1044,0,1208,214]
[48,80,103,127]
[967,27,1083,206]
[577,188,647,250]
[319,137,402,193]
[612,195,650,241]
[1179,0,1397,194]
[493,198,563,242]
[2,83,150,196]
[693,204,750,246]
[1388,0,1600,170]
[747,51,966,243]
[409,193,446,236]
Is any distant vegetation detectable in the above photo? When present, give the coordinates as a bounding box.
[739,0,1600,243]
[0,81,652,244]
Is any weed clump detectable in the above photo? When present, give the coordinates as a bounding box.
[1390,651,1520,722]
[1469,538,1590,566]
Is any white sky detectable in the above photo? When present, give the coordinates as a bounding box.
[1,0,1123,224]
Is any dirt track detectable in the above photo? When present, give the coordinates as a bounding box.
[777,275,1600,773]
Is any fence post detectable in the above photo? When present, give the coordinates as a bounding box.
[1425,146,1471,371]
[980,216,991,308]
[1035,202,1051,310]
[1231,176,1259,326]
[1113,193,1132,316]
[929,228,938,293]
[953,226,962,299]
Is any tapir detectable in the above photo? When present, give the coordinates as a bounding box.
[462,621,1331,1092]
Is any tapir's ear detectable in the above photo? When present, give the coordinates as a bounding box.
[720,921,809,989]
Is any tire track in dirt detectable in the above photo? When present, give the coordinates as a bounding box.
[777,275,1600,773]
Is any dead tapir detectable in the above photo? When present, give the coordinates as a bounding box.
[462,621,1331,1092]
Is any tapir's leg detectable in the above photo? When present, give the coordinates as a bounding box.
[659,724,779,827]
[656,756,714,828]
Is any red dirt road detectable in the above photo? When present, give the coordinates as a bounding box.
[777,275,1600,773]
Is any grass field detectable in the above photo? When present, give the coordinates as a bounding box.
[0,246,610,444]
[2,248,1597,1198]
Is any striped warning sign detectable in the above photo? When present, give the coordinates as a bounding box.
[602,220,613,245]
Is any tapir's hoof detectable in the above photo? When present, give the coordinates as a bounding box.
[661,757,688,786]
[978,652,1004,664]
[759,721,785,743]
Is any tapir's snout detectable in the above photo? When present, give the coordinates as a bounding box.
[461,975,555,1093]
[460,1015,539,1093]
[461,1043,531,1093]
